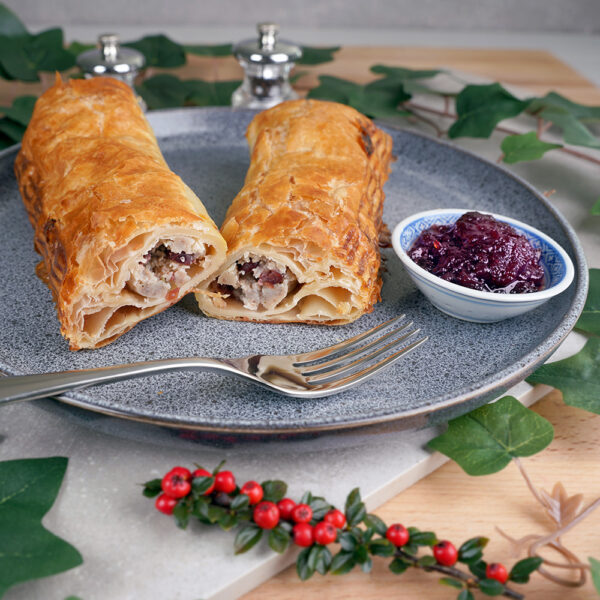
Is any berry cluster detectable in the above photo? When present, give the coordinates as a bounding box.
[144,463,540,599]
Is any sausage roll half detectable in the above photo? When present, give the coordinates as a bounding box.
[15,76,227,349]
[196,99,393,324]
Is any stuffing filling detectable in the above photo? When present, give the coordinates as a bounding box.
[215,255,297,311]
[127,238,207,298]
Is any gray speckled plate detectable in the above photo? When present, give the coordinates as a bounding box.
[0,107,587,434]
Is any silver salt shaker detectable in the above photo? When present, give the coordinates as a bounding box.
[232,23,302,109]
[76,34,147,109]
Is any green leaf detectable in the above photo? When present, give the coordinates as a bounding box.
[192,475,215,496]
[458,590,475,600]
[172,501,189,529]
[478,578,505,596]
[508,556,542,583]
[330,550,356,575]
[363,513,387,536]
[230,493,249,510]
[344,487,367,526]
[300,491,313,505]
[402,542,419,556]
[307,545,333,575]
[369,539,395,557]
[142,478,162,498]
[589,557,600,594]
[370,64,444,80]
[360,555,373,573]
[501,132,562,164]
[309,497,331,521]
[184,43,233,57]
[0,95,36,126]
[339,531,358,551]
[576,269,600,336]
[0,457,83,598]
[233,523,262,554]
[260,480,287,504]
[298,45,340,65]
[66,41,95,58]
[527,337,600,414]
[389,557,410,574]
[468,560,488,579]
[268,525,290,554]
[124,34,186,68]
[136,74,189,109]
[0,117,25,142]
[448,83,529,139]
[541,109,600,149]
[0,4,28,37]
[458,537,489,563]
[417,555,437,567]
[207,504,227,523]
[591,199,600,216]
[428,396,554,475]
[410,531,437,546]
[184,79,240,106]
[439,577,463,589]
[296,547,314,580]
[218,511,238,531]
[529,92,600,121]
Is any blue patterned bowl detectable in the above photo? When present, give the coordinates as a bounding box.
[391,208,575,323]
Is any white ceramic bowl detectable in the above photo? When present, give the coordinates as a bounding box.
[391,208,575,323]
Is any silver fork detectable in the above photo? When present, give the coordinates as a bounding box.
[0,317,426,404]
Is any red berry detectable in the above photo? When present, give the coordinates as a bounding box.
[253,501,280,529]
[386,523,410,547]
[192,468,215,495]
[313,521,337,545]
[486,562,509,584]
[240,481,264,505]
[433,540,458,566]
[277,498,296,520]
[161,466,192,498]
[214,470,236,494]
[324,509,346,529]
[155,493,177,515]
[293,522,314,547]
[291,503,313,523]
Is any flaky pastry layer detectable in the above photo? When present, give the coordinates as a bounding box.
[195,99,393,324]
[15,76,226,349]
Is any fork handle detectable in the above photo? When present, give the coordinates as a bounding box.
[0,358,231,405]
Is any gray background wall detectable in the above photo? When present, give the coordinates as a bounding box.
[6,0,600,34]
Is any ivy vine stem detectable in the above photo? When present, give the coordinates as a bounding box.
[396,549,525,599]
[403,101,600,167]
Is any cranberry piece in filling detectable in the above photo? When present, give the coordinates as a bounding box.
[167,250,196,265]
[259,270,284,285]
[408,211,545,293]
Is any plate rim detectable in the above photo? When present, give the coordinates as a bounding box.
[1,106,589,433]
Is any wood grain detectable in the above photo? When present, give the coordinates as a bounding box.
[242,391,600,600]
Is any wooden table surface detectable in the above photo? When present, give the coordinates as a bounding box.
[234,48,598,600]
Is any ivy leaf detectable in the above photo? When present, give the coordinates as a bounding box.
[0,118,25,142]
[0,457,83,598]
[478,578,505,596]
[590,557,600,594]
[298,46,340,65]
[527,337,600,414]
[67,41,95,58]
[330,550,356,575]
[184,43,233,57]
[428,396,554,475]
[268,525,290,554]
[370,64,444,80]
[233,523,262,554]
[575,268,600,336]
[501,132,562,164]
[541,109,600,149]
[508,556,542,583]
[136,74,189,109]
[448,83,529,139]
[184,79,240,107]
[529,92,600,121]
[124,34,186,68]
[0,4,28,37]
[592,199,600,216]
[0,95,36,126]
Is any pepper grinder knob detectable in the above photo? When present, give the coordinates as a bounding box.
[231,23,302,110]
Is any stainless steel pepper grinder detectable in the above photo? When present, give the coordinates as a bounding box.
[231,23,302,109]
[76,34,147,109]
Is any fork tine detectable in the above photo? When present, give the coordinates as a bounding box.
[307,336,428,391]
[293,316,404,366]
[305,328,422,382]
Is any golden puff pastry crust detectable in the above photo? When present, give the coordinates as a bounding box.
[195,99,393,324]
[15,76,227,349]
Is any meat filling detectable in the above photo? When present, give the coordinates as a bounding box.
[216,255,296,311]
[127,238,206,298]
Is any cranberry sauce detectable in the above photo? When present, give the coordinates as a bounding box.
[408,211,545,293]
